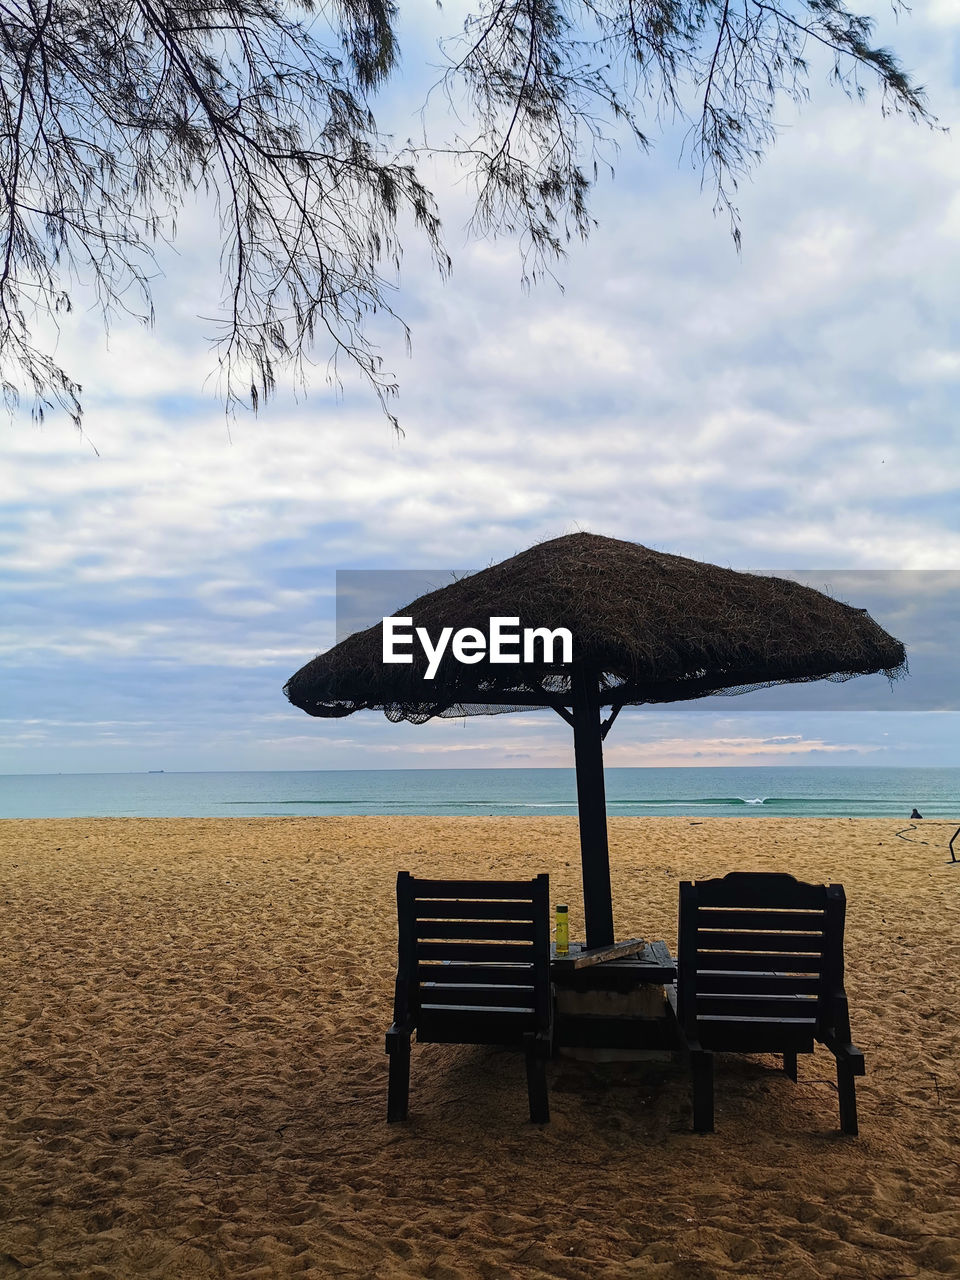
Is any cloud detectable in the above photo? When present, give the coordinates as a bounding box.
[603,735,883,767]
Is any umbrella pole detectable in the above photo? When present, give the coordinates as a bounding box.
[571,665,615,948]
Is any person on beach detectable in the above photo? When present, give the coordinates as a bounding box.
[910,808,923,819]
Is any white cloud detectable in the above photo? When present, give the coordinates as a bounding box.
[604,735,883,766]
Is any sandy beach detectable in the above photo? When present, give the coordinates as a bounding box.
[1,816,958,1279]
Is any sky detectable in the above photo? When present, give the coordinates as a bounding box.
[2,3,959,775]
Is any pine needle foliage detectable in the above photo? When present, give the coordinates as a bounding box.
[0,0,934,429]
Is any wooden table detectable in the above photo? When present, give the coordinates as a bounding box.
[551,941,679,1052]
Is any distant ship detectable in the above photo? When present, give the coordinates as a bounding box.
[147,770,164,773]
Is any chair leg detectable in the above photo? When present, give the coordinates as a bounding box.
[691,1050,714,1133]
[525,1038,550,1124]
[387,1034,411,1122]
[784,1050,798,1082]
[837,1057,859,1136]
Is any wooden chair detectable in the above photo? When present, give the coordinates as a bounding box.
[386,872,553,1123]
[669,872,865,1134]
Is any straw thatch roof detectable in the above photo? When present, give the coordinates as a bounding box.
[284,533,906,724]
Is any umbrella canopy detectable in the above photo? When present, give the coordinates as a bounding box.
[285,533,905,719]
[285,533,906,944]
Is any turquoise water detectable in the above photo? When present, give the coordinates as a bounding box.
[0,767,957,819]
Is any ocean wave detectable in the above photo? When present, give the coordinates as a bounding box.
[222,794,934,814]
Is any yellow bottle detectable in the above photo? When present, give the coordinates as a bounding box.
[555,904,569,956]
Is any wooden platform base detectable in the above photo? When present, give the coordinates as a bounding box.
[552,940,681,1055]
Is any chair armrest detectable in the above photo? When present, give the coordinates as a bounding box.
[819,989,864,1070]
[391,973,414,1024]
[524,1028,554,1058]
[665,983,704,1054]
[819,1030,866,1074]
[818,985,865,1073]
[536,986,556,1054]
[386,1018,415,1048]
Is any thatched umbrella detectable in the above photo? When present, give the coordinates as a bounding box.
[284,533,906,947]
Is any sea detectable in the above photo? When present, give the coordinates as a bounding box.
[0,767,957,820]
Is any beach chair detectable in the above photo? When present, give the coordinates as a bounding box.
[386,872,554,1123]
[669,872,865,1134]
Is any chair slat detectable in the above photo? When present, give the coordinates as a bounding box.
[417,1007,536,1045]
[411,878,538,899]
[421,1002,535,1014]
[694,930,825,953]
[414,899,538,921]
[696,971,821,996]
[695,1018,816,1053]
[417,962,536,985]
[696,950,822,972]
[699,1013,818,1025]
[415,920,536,942]
[692,874,827,910]
[696,993,819,1019]
[420,983,535,1007]
[416,941,536,963]
[697,908,826,933]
